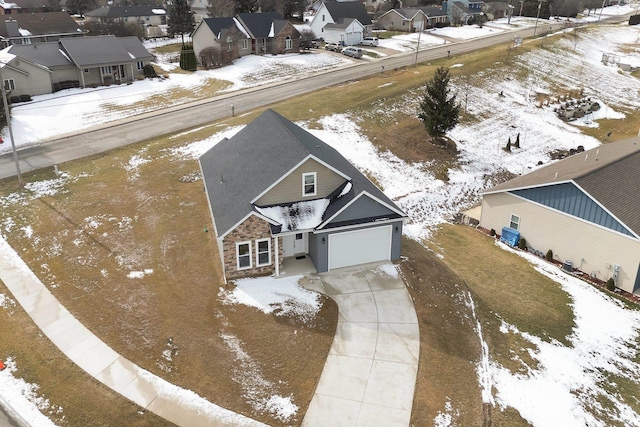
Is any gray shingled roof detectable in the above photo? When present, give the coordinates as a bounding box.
[324,1,372,25]
[201,17,236,38]
[325,18,359,30]
[236,12,282,38]
[85,5,166,18]
[119,36,154,61]
[483,137,640,236]
[8,42,72,69]
[60,35,151,67]
[199,109,405,236]
[0,12,81,39]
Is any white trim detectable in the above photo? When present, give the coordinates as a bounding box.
[236,240,252,270]
[317,191,406,230]
[314,217,404,234]
[219,211,279,239]
[250,154,351,204]
[509,213,520,231]
[302,171,317,197]
[505,192,640,241]
[274,235,279,276]
[480,179,574,196]
[255,238,271,267]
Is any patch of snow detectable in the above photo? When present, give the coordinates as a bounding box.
[0,358,60,427]
[434,398,460,427]
[20,225,33,238]
[490,242,640,427]
[151,8,166,14]
[374,263,399,279]
[464,291,494,405]
[0,293,17,310]
[18,28,31,36]
[127,271,145,279]
[255,199,330,232]
[337,182,352,198]
[264,394,298,422]
[219,275,322,320]
[166,125,243,159]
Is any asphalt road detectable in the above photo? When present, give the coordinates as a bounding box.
[0,17,626,181]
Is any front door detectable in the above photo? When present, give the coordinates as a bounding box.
[293,233,305,254]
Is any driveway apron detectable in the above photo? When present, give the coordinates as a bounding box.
[0,236,266,427]
[300,263,420,427]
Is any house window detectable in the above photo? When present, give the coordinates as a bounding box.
[100,66,110,75]
[3,79,15,91]
[241,39,248,50]
[136,61,144,70]
[322,14,325,21]
[227,36,233,51]
[84,68,89,73]
[285,36,292,50]
[236,241,252,270]
[256,238,271,266]
[302,172,317,197]
[510,214,520,230]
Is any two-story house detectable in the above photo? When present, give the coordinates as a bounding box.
[309,1,372,45]
[199,109,407,282]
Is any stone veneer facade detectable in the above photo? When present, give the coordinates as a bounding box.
[222,214,282,280]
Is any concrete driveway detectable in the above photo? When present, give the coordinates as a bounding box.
[300,263,419,427]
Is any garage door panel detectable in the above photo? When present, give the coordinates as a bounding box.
[328,226,391,270]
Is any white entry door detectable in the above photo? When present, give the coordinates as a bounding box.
[282,233,308,257]
[328,226,392,270]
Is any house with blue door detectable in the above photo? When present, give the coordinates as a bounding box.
[199,109,407,281]
[480,137,640,294]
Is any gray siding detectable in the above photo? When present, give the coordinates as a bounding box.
[256,158,346,206]
[3,63,51,97]
[328,195,398,225]
[511,183,634,237]
[311,220,403,273]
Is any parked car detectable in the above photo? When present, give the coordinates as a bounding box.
[311,38,323,48]
[325,42,342,52]
[342,46,363,59]
[361,37,379,47]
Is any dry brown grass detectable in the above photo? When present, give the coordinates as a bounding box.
[0,130,337,426]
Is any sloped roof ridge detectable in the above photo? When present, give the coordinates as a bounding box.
[573,143,640,181]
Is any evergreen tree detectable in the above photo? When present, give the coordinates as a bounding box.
[505,137,512,152]
[514,132,520,148]
[234,0,259,14]
[418,67,460,139]
[168,0,195,43]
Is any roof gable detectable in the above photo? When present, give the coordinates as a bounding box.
[324,1,372,25]
[483,137,640,236]
[7,41,72,68]
[236,12,282,38]
[201,17,236,38]
[199,109,405,237]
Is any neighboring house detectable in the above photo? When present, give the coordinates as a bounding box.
[480,137,640,294]
[4,35,153,96]
[310,1,372,45]
[190,0,208,23]
[84,6,167,26]
[0,0,52,15]
[191,17,250,67]
[0,12,83,47]
[199,109,407,281]
[377,7,448,32]
[484,2,512,19]
[235,12,300,55]
[442,0,484,25]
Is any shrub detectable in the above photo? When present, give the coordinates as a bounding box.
[19,94,31,102]
[490,228,496,237]
[143,64,157,78]
[515,132,520,149]
[9,95,20,104]
[606,278,615,291]
[518,237,527,250]
[504,138,511,152]
[545,249,553,261]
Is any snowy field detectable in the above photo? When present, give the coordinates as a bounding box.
[1,8,640,427]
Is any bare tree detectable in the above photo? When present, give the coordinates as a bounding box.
[207,0,234,17]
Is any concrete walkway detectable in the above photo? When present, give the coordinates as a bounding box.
[0,237,266,427]
[300,263,420,427]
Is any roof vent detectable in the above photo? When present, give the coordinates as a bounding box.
[554,172,558,179]
[585,154,588,160]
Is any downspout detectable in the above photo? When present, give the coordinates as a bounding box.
[274,235,280,276]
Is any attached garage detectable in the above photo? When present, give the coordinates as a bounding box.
[328,225,392,270]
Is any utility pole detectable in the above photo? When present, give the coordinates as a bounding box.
[533,0,542,36]
[597,0,607,23]
[414,17,424,67]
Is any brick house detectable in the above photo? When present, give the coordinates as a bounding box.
[199,110,407,282]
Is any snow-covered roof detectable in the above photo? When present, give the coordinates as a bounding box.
[256,199,330,232]
[152,8,166,15]
[18,28,31,36]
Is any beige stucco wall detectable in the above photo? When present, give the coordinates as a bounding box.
[255,158,346,206]
[481,192,640,293]
[377,13,411,31]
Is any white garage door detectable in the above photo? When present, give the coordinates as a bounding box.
[328,226,392,270]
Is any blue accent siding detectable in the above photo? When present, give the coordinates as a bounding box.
[634,264,640,294]
[511,183,634,237]
[328,195,397,225]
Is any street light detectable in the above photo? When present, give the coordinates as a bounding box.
[0,64,23,186]
[533,0,542,36]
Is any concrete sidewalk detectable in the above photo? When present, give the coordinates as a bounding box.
[300,263,420,427]
[0,236,266,427]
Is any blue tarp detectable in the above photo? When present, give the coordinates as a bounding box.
[500,227,520,247]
